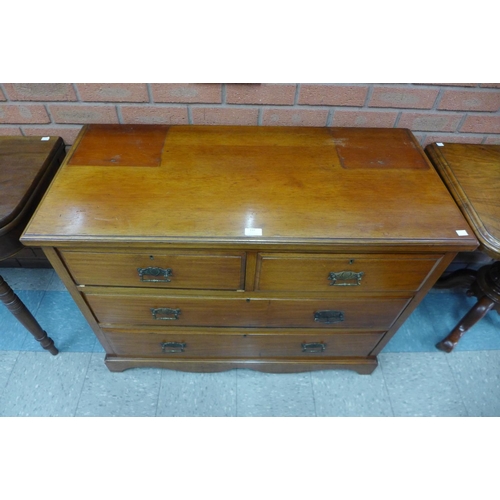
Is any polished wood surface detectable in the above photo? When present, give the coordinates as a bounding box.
[426,143,500,259]
[104,328,383,358]
[61,249,246,290]
[23,125,477,248]
[0,136,65,355]
[0,136,64,229]
[255,253,442,292]
[426,143,500,352]
[84,290,410,329]
[21,126,479,373]
[1,136,65,260]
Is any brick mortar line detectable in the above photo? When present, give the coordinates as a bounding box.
[438,87,500,93]
[16,124,83,129]
[419,132,500,136]
[404,85,500,94]
[456,112,469,133]
[116,104,124,124]
[0,83,6,101]
[155,104,420,110]
[1,100,159,106]
[1,83,497,100]
[432,88,444,110]
[298,83,371,86]
[44,103,55,125]
[146,84,153,104]
[412,131,488,136]
[362,84,374,108]
[36,102,193,108]
[298,83,490,88]
[294,84,300,106]
[384,83,483,88]
[2,100,499,114]
[326,109,334,127]
[168,103,500,114]
[3,101,499,112]
[183,105,500,115]
[72,84,82,102]
[1,124,498,139]
[412,84,500,90]
[1,101,129,107]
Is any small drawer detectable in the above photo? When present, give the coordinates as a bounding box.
[255,253,442,292]
[60,250,245,290]
[85,292,410,330]
[103,328,384,358]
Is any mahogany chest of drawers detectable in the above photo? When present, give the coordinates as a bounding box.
[21,125,478,374]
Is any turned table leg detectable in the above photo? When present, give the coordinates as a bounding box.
[0,275,58,355]
[436,262,500,353]
[436,294,496,353]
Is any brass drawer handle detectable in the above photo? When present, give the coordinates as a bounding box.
[302,342,326,353]
[151,307,181,320]
[314,310,344,324]
[138,266,173,282]
[161,341,186,353]
[327,271,364,286]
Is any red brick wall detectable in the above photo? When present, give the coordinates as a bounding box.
[1,83,499,147]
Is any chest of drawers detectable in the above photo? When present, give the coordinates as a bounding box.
[21,125,478,374]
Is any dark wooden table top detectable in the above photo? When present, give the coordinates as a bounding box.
[0,136,64,229]
[22,125,477,253]
[425,143,500,260]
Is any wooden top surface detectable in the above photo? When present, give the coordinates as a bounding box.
[0,136,64,228]
[21,125,478,250]
[425,142,500,259]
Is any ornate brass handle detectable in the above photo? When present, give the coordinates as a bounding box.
[327,271,364,286]
[314,310,344,324]
[151,307,181,320]
[302,342,326,353]
[138,266,173,282]
[161,342,186,353]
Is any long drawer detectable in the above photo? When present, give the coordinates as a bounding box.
[85,292,410,329]
[255,253,442,292]
[60,250,246,290]
[103,328,384,358]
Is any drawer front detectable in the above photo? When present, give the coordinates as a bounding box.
[255,253,442,292]
[86,292,410,329]
[103,329,384,358]
[61,250,245,290]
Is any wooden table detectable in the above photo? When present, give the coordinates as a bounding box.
[0,136,66,355]
[425,143,500,352]
[21,125,478,373]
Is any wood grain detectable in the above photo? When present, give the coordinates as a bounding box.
[22,125,478,249]
[19,125,480,374]
[85,291,410,329]
[255,252,443,292]
[103,328,384,358]
[61,249,245,290]
[425,143,500,259]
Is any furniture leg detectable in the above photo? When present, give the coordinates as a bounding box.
[434,268,478,289]
[0,275,58,355]
[436,294,496,353]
